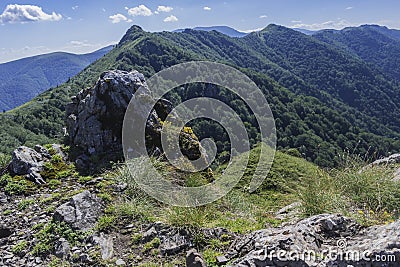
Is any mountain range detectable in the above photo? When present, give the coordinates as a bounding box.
[0,45,113,111]
[0,24,400,168]
[173,26,248,37]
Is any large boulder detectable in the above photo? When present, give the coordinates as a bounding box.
[66,70,150,158]
[66,70,205,169]
[227,214,399,266]
[53,190,104,231]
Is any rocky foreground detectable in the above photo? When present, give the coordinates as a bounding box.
[0,143,398,266]
[0,69,399,266]
[0,175,399,266]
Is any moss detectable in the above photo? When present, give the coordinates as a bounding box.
[77,176,93,184]
[32,221,80,256]
[95,215,116,232]
[131,233,143,245]
[4,175,36,195]
[47,179,62,189]
[142,237,161,253]
[12,240,28,255]
[18,198,35,210]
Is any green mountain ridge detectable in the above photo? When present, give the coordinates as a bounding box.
[0,24,399,167]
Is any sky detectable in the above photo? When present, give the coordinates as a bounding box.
[0,0,399,63]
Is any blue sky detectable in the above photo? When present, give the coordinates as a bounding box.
[0,0,399,63]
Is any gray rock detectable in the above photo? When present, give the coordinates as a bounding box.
[10,146,45,184]
[0,225,13,238]
[91,233,114,260]
[142,226,157,243]
[54,238,70,259]
[275,201,302,221]
[0,192,8,204]
[216,255,229,265]
[53,190,104,231]
[360,153,400,181]
[115,259,126,266]
[10,146,43,175]
[186,249,207,267]
[66,70,150,161]
[227,214,400,266]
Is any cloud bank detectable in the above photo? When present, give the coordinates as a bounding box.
[0,4,62,24]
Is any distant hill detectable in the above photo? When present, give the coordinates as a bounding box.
[0,45,114,111]
[292,28,318,35]
[315,25,400,81]
[174,26,247,37]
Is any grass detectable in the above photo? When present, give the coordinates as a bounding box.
[105,147,313,234]
[299,159,400,225]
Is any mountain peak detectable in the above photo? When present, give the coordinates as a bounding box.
[119,25,145,45]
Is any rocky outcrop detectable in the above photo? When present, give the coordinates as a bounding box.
[9,144,66,184]
[53,190,104,231]
[66,70,149,159]
[66,70,205,170]
[226,214,399,266]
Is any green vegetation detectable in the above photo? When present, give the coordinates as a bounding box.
[142,237,161,253]
[32,221,80,256]
[0,25,399,168]
[300,158,400,225]
[2,174,37,195]
[95,215,117,232]
[17,198,35,210]
[11,240,28,255]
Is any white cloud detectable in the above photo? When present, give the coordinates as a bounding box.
[72,6,79,10]
[109,14,132,24]
[127,5,152,17]
[203,6,212,11]
[259,15,268,19]
[241,27,264,33]
[164,15,178,22]
[157,6,173,13]
[290,19,357,30]
[291,20,302,23]
[0,4,62,24]
[70,40,92,47]
[345,6,353,10]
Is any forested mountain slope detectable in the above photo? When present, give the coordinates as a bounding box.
[0,24,399,167]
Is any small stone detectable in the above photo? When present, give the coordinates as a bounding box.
[0,225,13,238]
[186,249,207,267]
[142,226,157,242]
[116,259,126,266]
[216,255,229,265]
